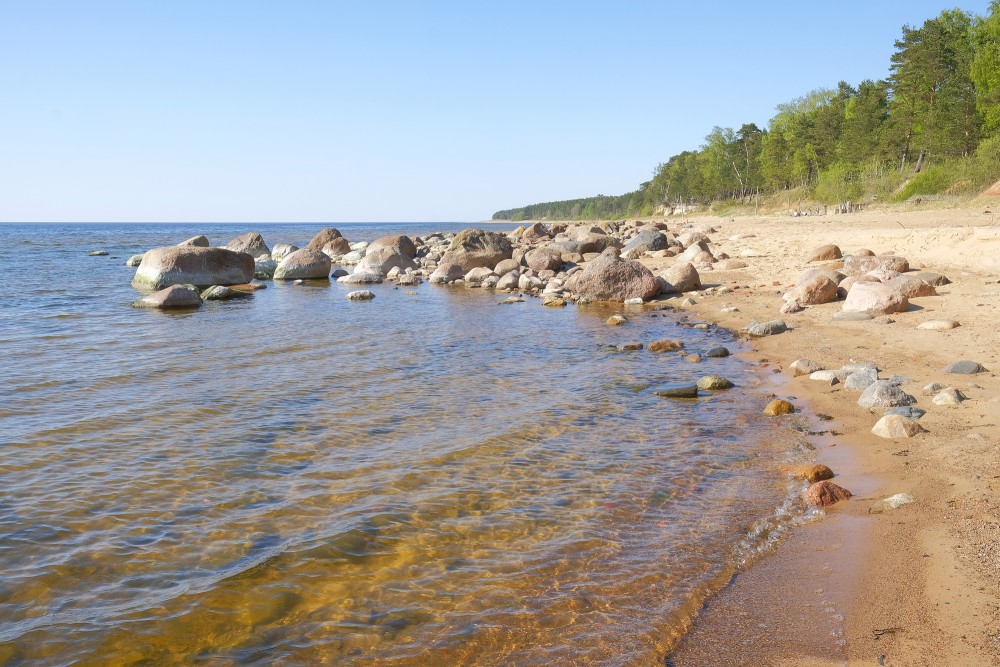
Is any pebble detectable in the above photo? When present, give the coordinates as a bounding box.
[705,346,730,358]
[721,306,740,313]
[619,343,644,351]
[624,297,644,305]
[685,354,702,363]
[747,319,788,337]
[832,311,874,321]
[346,290,375,301]
[764,399,795,416]
[654,383,699,399]
[697,375,735,390]
[88,250,110,256]
[606,315,628,326]
[680,297,698,307]
[499,296,524,305]
[782,463,835,483]
[917,319,960,331]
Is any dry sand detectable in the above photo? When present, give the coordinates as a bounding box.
[638,205,1000,665]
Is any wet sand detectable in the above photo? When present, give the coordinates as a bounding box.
[642,204,1000,665]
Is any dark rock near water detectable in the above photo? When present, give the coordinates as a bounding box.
[705,346,730,358]
[697,375,734,390]
[132,284,202,309]
[747,320,787,337]
[654,383,699,399]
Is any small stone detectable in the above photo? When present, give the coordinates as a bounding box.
[697,375,735,390]
[782,463,835,483]
[125,254,145,267]
[884,406,926,420]
[721,306,740,313]
[680,297,697,307]
[917,319,960,331]
[810,370,843,385]
[88,250,110,256]
[624,297,644,305]
[705,347,730,358]
[780,300,804,314]
[346,290,375,301]
[932,388,966,405]
[922,382,946,395]
[200,285,252,300]
[805,480,852,507]
[693,323,710,330]
[747,320,788,337]
[619,343,644,351]
[542,296,566,307]
[499,296,524,304]
[943,360,987,374]
[132,284,202,309]
[649,339,684,353]
[832,311,874,321]
[607,315,628,326]
[654,383,699,399]
[871,414,927,438]
[790,359,824,376]
[685,354,703,363]
[869,493,915,514]
[764,399,795,416]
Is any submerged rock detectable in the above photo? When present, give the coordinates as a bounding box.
[346,290,375,301]
[200,285,252,300]
[649,339,683,353]
[606,315,628,326]
[132,284,202,309]
[705,346,730,358]
[654,383,699,399]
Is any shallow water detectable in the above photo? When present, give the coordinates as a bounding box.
[0,223,808,665]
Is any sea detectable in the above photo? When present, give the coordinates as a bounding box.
[0,222,815,666]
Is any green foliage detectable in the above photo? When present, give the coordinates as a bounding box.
[492,5,999,220]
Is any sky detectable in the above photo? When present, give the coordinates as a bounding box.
[0,0,993,222]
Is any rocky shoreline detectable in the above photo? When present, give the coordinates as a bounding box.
[120,209,1000,664]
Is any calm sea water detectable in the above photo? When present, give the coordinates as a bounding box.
[0,223,809,665]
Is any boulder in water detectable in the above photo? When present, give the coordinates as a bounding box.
[273,248,332,280]
[132,246,255,290]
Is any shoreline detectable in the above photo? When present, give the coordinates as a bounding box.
[626,205,1000,665]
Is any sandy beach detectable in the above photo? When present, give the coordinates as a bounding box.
[635,204,1000,665]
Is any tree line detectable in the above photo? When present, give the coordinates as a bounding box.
[493,4,1000,221]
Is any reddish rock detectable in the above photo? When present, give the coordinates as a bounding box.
[321,237,352,257]
[842,282,910,315]
[658,262,701,293]
[805,480,853,507]
[808,244,842,261]
[649,339,684,353]
[273,248,332,280]
[224,232,270,258]
[574,248,661,302]
[367,234,417,259]
[781,463,835,483]
[843,254,909,276]
[307,227,344,251]
[888,274,938,299]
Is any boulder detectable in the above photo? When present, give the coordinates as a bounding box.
[464,267,497,284]
[705,346,730,358]
[307,228,344,251]
[871,414,926,438]
[355,246,419,276]
[658,262,701,294]
[808,244,842,261]
[178,235,210,247]
[321,237,352,258]
[621,230,668,255]
[525,246,564,272]
[943,360,987,374]
[857,380,916,409]
[224,232,270,258]
[910,271,950,286]
[271,243,299,262]
[272,248,331,280]
[805,481,853,507]
[254,257,278,280]
[429,262,466,284]
[337,271,383,285]
[844,366,878,391]
[842,282,909,315]
[573,249,661,302]
[132,284,202,309]
[784,271,839,305]
[495,271,520,291]
[367,235,417,259]
[494,258,521,275]
[440,229,514,272]
[842,255,909,276]
[521,222,551,243]
[888,275,937,299]
[132,246,255,290]
[200,285,252,300]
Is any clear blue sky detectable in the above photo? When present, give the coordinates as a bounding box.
[0,1,991,222]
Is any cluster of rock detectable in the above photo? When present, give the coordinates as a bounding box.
[125,218,732,308]
[781,243,948,317]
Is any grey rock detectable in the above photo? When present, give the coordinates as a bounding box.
[338,271,384,285]
[346,290,375,301]
[177,235,210,247]
[697,376,734,390]
[858,380,917,410]
[705,346,730,358]
[132,246,255,290]
[273,248,332,280]
[790,359,824,376]
[271,243,299,262]
[200,285,251,300]
[654,383,699,399]
[844,366,879,391]
[132,284,202,309]
[747,320,788,337]
[224,232,270,258]
[621,230,668,255]
[125,254,145,267]
[832,311,874,321]
[254,257,278,280]
[885,406,926,420]
[943,360,987,374]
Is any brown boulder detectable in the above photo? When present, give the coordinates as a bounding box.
[307,227,344,251]
[808,244,842,261]
[888,274,938,299]
[805,480,853,507]
[440,228,514,271]
[273,248,332,280]
[367,235,417,259]
[573,248,661,302]
[649,339,684,353]
[784,270,840,305]
[355,246,418,276]
[525,246,564,272]
[781,463,835,483]
[842,282,910,314]
[224,232,270,258]
[658,262,701,293]
[764,399,795,416]
[521,222,551,243]
[842,254,909,276]
[321,237,352,257]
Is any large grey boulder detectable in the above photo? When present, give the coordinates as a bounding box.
[440,228,513,271]
[132,284,203,309]
[943,360,987,374]
[658,262,701,294]
[224,232,270,258]
[367,235,417,259]
[842,282,909,315]
[271,243,299,262]
[132,246,255,290]
[621,230,667,255]
[573,248,660,302]
[273,248,332,280]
